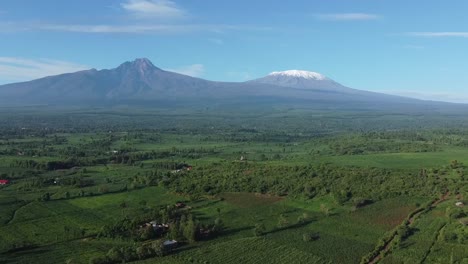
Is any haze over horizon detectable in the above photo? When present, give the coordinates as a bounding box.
[1,0,468,103]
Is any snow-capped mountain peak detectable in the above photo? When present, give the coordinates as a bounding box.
[249,69,350,92]
[268,70,327,80]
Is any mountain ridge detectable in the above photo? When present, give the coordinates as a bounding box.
[0,58,462,110]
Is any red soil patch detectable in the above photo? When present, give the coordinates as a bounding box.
[350,203,416,230]
[221,192,283,208]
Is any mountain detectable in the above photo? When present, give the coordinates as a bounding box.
[0,58,462,111]
[0,58,221,104]
[249,70,349,92]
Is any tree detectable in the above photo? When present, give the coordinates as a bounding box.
[169,221,181,240]
[212,218,224,234]
[136,245,151,260]
[140,226,156,240]
[106,247,122,263]
[334,190,352,205]
[303,233,313,242]
[253,223,266,236]
[41,192,51,201]
[183,217,197,243]
[150,240,164,257]
[297,215,306,224]
[304,184,316,199]
[278,214,289,228]
[396,225,411,240]
[320,204,330,216]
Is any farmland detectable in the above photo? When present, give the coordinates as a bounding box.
[0,108,466,263]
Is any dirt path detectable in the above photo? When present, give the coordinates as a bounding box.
[367,193,449,264]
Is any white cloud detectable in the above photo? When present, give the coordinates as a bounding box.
[38,23,194,33]
[0,23,271,34]
[0,0,272,35]
[383,90,468,104]
[315,13,380,21]
[407,32,468,38]
[0,57,89,83]
[121,0,186,19]
[167,64,204,77]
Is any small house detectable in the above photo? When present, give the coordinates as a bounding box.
[175,202,186,208]
[455,201,464,207]
[162,240,178,250]
[0,180,9,185]
[199,228,212,238]
[147,221,169,234]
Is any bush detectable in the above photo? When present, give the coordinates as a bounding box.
[302,232,319,242]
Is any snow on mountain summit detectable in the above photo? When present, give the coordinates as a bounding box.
[250,69,351,92]
[268,70,327,80]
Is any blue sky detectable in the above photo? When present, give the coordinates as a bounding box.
[1,0,468,102]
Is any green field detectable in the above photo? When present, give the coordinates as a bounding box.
[0,108,467,263]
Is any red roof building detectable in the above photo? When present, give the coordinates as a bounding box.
[0,180,9,185]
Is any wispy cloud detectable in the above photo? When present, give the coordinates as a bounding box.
[167,64,204,77]
[0,1,272,35]
[315,13,380,21]
[38,24,197,34]
[383,90,468,103]
[121,0,186,19]
[407,32,468,38]
[0,22,271,34]
[0,57,89,83]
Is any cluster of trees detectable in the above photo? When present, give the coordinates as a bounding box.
[98,204,222,243]
[89,241,166,264]
[442,206,468,244]
[164,161,461,202]
[314,133,440,156]
[9,158,106,171]
[110,148,216,165]
[17,174,95,190]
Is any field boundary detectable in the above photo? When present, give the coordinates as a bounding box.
[6,201,31,225]
[363,193,449,264]
[418,223,447,264]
